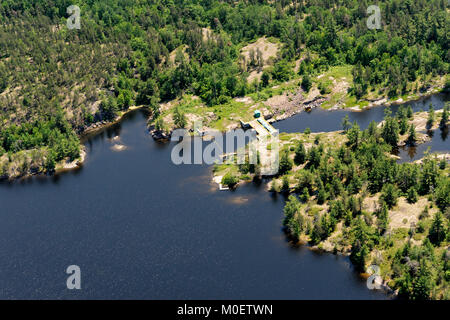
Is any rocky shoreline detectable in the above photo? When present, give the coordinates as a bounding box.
[2,89,447,181]
[0,147,87,182]
[81,105,146,137]
[306,240,397,297]
[150,85,447,143]
[55,148,87,173]
[149,128,171,141]
[0,106,146,182]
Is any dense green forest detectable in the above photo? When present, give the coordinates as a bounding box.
[281,106,450,300]
[0,0,449,178]
[0,0,449,300]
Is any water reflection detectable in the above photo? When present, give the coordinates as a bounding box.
[397,127,449,163]
[441,126,449,141]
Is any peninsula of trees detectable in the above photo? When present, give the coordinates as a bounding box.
[215,105,450,300]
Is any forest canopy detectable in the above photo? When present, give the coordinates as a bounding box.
[0,0,449,176]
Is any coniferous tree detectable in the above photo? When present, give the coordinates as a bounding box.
[346,122,361,150]
[399,116,409,135]
[283,195,300,227]
[429,211,446,245]
[377,203,389,234]
[317,187,328,205]
[407,124,417,146]
[381,116,400,147]
[173,106,187,128]
[440,104,449,129]
[407,187,419,204]
[279,150,293,175]
[342,115,351,132]
[411,261,432,300]
[261,71,270,88]
[380,184,399,209]
[434,178,449,212]
[300,187,309,203]
[426,105,435,130]
[406,106,414,119]
[294,141,306,165]
[350,240,368,272]
[281,175,290,194]
[301,74,312,92]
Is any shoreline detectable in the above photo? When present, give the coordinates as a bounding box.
[304,240,397,297]
[209,106,449,299]
[55,148,87,174]
[2,90,447,182]
[151,87,448,142]
[0,106,146,182]
[2,93,447,299]
[81,105,147,138]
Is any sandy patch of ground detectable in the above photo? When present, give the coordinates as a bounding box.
[166,45,189,66]
[213,175,222,184]
[366,98,388,109]
[162,113,174,127]
[363,194,381,213]
[159,99,177,112]
[234,96,254,104]
[305,87,321,101]
[363,194,438,231]
[225,122,241,131]
[241,37,279,65]
[294,57,305,73]
[388,197,436,230]
[241,37,279,82]
[59,148,86,170]
[331,78,350,95]
[202,27,213,41]
[247,70,263,82]
[184,113,203,129]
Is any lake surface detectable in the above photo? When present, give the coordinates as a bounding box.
[275,93,449,162]
[0,93,447,299]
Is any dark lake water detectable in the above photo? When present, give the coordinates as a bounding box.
[275,93,449,162]
[0,93,447,299]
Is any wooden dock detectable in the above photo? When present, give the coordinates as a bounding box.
[242,118,278,139]
[240,117,279,176]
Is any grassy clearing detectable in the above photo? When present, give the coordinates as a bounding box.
[153,64,445,134]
